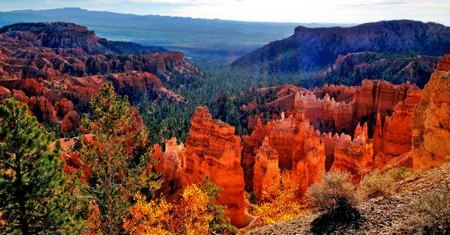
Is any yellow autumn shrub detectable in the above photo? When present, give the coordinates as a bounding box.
[124,179,236,234]
[252,172,307,225]
[123,194,173,235]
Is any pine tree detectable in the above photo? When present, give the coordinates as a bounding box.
[0,98,69,234]
[75,84,157,234]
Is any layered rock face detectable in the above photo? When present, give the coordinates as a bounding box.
[0,32,193,80]
[268,85,354,133]
[353,80,414,122]
[0,22,164,54]
[374,89,423,159]
[412,55,450,169]
[182,107,251,228]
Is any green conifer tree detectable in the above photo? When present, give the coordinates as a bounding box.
[75,84,157,234]
[0,98,69,234]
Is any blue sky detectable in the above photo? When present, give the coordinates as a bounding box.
[1,0,449,25]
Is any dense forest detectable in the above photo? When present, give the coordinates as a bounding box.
[137,59,309,144]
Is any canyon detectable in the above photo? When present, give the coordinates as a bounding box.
[156,55,450,228]
[0,22,199,132]
[1,21,448,230]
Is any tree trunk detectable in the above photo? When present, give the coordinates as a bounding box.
[15,159,30,235]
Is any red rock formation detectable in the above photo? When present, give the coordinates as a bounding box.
[373,89,423,160]
[266,79,419,137]
[161,137,186,189]
[243,110,326,195]
[412,55,450,169]
[253,136,280,201]
[292,123,326,194]
[1,72,182,132]
[247,115,263,132]
[327,123,373,181]
[315,84,356,103]
[436,54,450,71]
[353,80,414,120]
[11,90,29,103]
[151,144,164,173]
[107,72,184,102]
[29,96,57,123]
[0,86,10,99]
[0,22,198,133]
[183,107,251,228]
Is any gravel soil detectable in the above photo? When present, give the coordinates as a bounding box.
[246,164,449,235]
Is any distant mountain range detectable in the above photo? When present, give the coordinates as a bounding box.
[232,20,450,87]
[0,8,343,58]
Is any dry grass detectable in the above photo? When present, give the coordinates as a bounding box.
[356,167,413,201]
[305,171,357,211]
[305,171,361,234]
[414,168,450,234]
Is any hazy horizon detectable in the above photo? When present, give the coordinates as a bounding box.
[1,0,449,25]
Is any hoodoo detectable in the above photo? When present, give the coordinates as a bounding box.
[182,106,251,228]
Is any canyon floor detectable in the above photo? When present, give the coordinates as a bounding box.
[247,163,450,234]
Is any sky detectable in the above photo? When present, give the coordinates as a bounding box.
[1,0,449,25]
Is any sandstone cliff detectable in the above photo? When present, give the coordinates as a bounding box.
[412,55,450,169]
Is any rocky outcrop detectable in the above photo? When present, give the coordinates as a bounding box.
[315,84,356,103]
[241,79,426,187]
[55,98,75,118]
[412,55,450,169]
[267,86,354,133]
[61,111,80,133]
[182,107,251,228]
[292,119,326,193]
[436,54,450,71]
